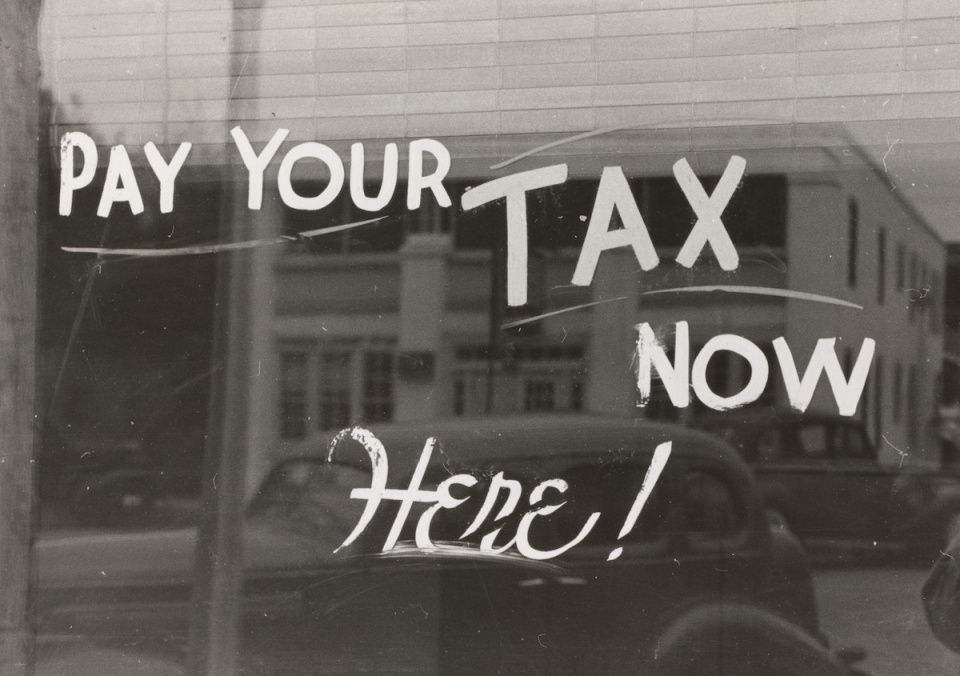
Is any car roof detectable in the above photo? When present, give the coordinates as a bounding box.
[279,414,747,479]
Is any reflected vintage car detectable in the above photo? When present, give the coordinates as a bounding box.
[35,415,855,675]
[696,409,960,564]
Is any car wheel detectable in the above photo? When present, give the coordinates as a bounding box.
[654,604,848,676]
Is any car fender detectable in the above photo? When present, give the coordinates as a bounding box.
[900,490,960,553]
[653,603,850,676]
[763,523,822,638]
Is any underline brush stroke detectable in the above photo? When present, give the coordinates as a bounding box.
[489,116,794,170]
[61,217,387,257]
[642,285,863,309]
[501,296,627,329]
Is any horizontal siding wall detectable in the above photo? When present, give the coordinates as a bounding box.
[39,0,960,160]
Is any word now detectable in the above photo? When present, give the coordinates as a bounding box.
[637,322,875,416]
[59,128,451,217]
[329,427,672,562]
[462,156,746,305]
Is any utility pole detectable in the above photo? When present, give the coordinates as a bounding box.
[0,1,41,674]
[187,2,264,674]
[186,170,252,675]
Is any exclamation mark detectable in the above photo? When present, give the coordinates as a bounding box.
[607,441,672,562]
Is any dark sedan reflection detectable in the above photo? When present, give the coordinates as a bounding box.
[34,415,854,675]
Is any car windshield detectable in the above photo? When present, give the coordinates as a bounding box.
[247,460,370,539]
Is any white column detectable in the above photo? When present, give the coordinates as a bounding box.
[585,250,641,415]
[395,233,451,421]
[243,183,281,497]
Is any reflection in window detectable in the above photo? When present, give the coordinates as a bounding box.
[755,429,784,464]
[932,272,942,334]
[874,356,884,447]
[362,351,394,422]
[280,351,308,439]
[523,380,555,412]
[249,460,369,538]
[451,344,584,417]
[896,242,905,292]
[554,461,668,547]
[454,175,787,251]
[318,351,352,431]
[877,227,886,305]
[570,380,583,411]
[893,362,903,425]
[684,471,744,540]
[452,379,466,416]
[835,422,871,461]
[909,251,918,320]
[285,180,408,254]
[847,198,859,288]
[797,424,830,458]
[908,365,919,446]
[280,344,396,438]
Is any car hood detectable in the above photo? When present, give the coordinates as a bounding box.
[35,521,334,589]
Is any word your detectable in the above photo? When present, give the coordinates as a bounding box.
[58,128,451,217]
[329,427,672,562]
[462,156,746,305]
[637,322,875,416]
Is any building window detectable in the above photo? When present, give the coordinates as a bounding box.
[280,351,309,439]
[858,347,870,429]
[874,356,883,447]
[847,199,859,288]
[362,351,394,422]
[760,344,779,403]
[896,243,905,292]
[318,350,352,431]
[453,380,466,416]
[877,228,886,305]
[908,365,918,446]
[571,380,584,411]
[909,252,918,320]
[279,343,395,439]
[451,344,584,416]
[455,175,787,252]
[920,262,929,314]
[704,348,731,399]
[284,180,410,255]
[932,272,942,334]
[524,380,556,411]
[893,362,902,424]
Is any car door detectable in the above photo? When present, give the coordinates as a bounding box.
[828,419,899,543]
[752,421,845,541]
[783,419,891,546]
[531,455,684,671]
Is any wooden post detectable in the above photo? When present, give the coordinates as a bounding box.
[0,2,40,674]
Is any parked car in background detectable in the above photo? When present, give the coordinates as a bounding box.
[35,415,857,675]
[36,422,162,522]
[696,409,960,565]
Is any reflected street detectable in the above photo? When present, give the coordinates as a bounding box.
[816,567,960,675]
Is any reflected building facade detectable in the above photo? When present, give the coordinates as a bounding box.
[270,129,944,470]
[38,0,949,480]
